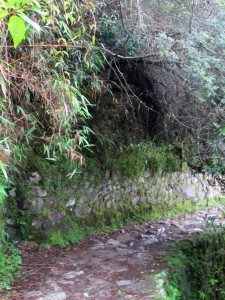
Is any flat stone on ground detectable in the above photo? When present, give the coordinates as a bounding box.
[1,205,224,300]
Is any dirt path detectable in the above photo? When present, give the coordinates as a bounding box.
[1,204,225,300]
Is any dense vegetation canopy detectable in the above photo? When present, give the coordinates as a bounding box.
[0,0,224,179]
[0,0,224,292]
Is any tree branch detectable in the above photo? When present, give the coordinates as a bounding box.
[101,44,159,61]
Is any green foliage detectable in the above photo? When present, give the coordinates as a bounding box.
[6,162,225,253]
[0,178,21,291]
[98,12,146,55]
[0,2,104,270]
[0,160,8,180]
[0,2,105,289]
[91,141,182,177]
[0,0,105,182]
[0,181,7,205]
[0,243,22,290]
[0,176,7,245]
[98,0,225,176]
[0,179,7,282]
[1,0,42,48]
[8,16,26,47]
[16,211,41,241]
[165,228,225,299]
[35,198,224,248]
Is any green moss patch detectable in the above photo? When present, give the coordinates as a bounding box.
[36,197,224,248]
[85,141,182,178]
[164,228,225,299]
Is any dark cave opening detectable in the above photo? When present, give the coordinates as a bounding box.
[87,58,166,156]
[112,59,163,138]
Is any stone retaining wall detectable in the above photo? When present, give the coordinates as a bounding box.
[7,168,222,238]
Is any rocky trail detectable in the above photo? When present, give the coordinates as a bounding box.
[1,204,225,300]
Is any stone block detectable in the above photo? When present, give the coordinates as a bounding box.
[36,187,47,197]
[30,197,44,213]
[185,185,196,198]
[65,197,76,207]
[132,198,139,206]
[74,205,85,218]
[29,172,41,184]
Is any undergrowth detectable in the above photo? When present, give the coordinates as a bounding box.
[85,141,182,177]
[21,140,182,181]
[0,178,22,290]
[0,244,22,290]
[42,197,225,248]
[164,221,225,299]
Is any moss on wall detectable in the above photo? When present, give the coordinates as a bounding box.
[5,141,222,248]
[85,141,182,178]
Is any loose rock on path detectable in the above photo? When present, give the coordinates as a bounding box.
[1,204,225,300]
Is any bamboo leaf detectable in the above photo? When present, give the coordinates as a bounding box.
[8,15,26,47]
[0,9,7,19]
[19,13,41,32]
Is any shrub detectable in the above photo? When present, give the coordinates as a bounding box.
[165,230,225,299]
[0,244,22,290]
[87,141,182,177]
